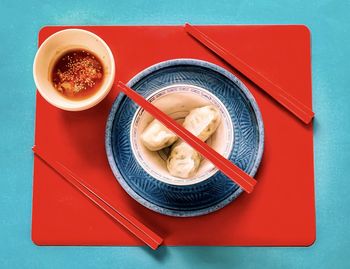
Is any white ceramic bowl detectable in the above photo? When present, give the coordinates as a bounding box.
[130,84,234,186]
[33,29,115,111]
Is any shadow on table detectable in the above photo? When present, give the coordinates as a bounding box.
[141,246,169,262]
[141,246,237,266]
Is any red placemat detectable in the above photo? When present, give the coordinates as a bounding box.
[32,25,315,246]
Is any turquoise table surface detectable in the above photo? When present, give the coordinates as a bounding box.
[1,0,349,268]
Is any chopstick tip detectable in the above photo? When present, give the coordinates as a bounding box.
[301,112,315,124]
[151,243,161,250]
[184,23,194,33]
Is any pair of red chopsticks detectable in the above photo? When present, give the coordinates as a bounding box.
[34,24,315,250]
[32,145,163,250]
[184,23,315,124]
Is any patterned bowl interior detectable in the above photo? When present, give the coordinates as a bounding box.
[105,59,264,217]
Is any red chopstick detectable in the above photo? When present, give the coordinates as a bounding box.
[117,81,257,193]
[184,23,315,124]
[32,145,163,250]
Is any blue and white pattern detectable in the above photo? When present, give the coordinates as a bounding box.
[105,59,264,217]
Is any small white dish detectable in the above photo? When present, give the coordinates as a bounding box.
[33,29,115,111]
[130,84,234,186]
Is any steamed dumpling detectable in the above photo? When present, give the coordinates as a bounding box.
[183,105,221,141]
[141,119,178,151]
[167,105,221,178]
[166,141,201,178]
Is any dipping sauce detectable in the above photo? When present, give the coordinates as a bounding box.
[51,49,104,100]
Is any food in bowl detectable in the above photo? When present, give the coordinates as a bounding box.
[141,119,178,151]
[141,105,221,178]
[182,105,221,141]
[167,105,221,178]
[167,141,201,178]
[33,29,115,111]
[130,84,234,186]
[51,49,104,100]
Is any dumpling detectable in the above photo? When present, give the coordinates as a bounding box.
[167,105,221,178]
[166,141,201,178]
[182,105,221,141]
[141,119,178,151]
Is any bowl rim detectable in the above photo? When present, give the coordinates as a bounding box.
[105,58,264,217]
[129,83,235,186]
[33,28,115,111]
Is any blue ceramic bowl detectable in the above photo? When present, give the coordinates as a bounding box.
[105,59,264,217]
